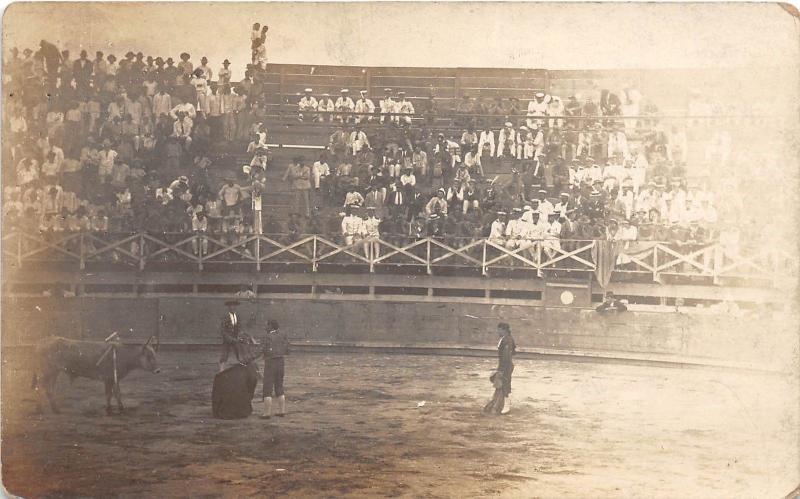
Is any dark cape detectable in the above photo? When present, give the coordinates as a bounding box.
[211,363,259,419]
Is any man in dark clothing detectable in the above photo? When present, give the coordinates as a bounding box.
[219,299,244,372]
[261,319,289,419]
[38,39,61,77]
[496,322,516,414]
[596,291,628,313]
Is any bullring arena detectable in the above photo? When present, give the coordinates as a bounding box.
[2,3,799,498]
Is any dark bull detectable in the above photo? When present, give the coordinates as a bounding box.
[31,336,160,415]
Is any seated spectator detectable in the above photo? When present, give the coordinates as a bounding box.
[298,88,318,122]
[317,93,335,122]
[396,91,414,125]
[425,189,448,218]
[335,89,355,124]
[354,90,375,124]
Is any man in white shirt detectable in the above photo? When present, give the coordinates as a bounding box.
[217,59,232,86]
[526,92,550,130]
[335,89,355,124]
[218,178,242,216]
[354,90,375,124]
[478,129,496,160]
[341,208,364,246]
[396,91,415,125]
[153,86,173,119]
[298,88,318,122]
[192,206,209,256]
[197,56,213,81]
[350,126,370,156]
[504,208,526,250]
[317,93,335,122]
[488,211,507,245]
[379,88,396,124]
[496,122,516,158]
[170,101,197,120]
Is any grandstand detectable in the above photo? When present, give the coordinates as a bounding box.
[3,49,796,312]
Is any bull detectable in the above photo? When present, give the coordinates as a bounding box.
[31,335,160,415]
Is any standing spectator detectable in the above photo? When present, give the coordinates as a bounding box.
[72,50,93,96]
[282,157,311,217]
[206,84,223,141]
[197,56,213,81]
[218,177,242,218]
[177,52,193,82]
[218,59,232,86]
[221,85,240,141]
[98,140,117,181]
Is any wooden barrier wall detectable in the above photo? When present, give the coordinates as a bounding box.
[3,296,793,371]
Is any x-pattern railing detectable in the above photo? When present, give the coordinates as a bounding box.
[3,230,795,286]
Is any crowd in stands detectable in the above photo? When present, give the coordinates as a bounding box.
[284,85,746,257]
[2,36,760,265]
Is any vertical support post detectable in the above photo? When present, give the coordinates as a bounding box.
[369,238,374,273]
[79,233,85,270]
[196,236,203,271]
[17,233,22,269]
[139,233,146,271]
[426,238,431,275]
[482,240,487,276]
[255,235,261,272]
[653,244,659,283]
[312,235,318,272]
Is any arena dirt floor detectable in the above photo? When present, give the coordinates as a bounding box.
[2,349,797,498]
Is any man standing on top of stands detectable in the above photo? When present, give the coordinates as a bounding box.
[218,59,232,86]
[298,88,318,122]
[219,299,245,372]
[354,90,375,124]
[283,156,312,217]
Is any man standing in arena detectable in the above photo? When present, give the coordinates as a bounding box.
[219,300,244,372]
[262,319,289,419]
[496,322,516,414]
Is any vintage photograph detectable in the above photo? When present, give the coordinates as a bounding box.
[1,2,798,497]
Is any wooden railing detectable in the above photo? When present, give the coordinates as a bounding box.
[3,230,795,287]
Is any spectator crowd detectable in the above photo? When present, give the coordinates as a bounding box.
[2,36,768,267]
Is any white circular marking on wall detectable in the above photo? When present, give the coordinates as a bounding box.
[560,291,574,305]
